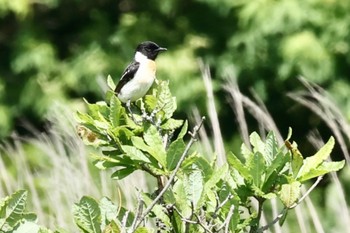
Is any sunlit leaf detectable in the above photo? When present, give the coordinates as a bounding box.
[143,125,166,167]
[279,181,301,208]
[0,190,28,231]
[107,75,116,90]
[161,118,183,131]
[184,165,203,209]
[166,139,185,170]
[297,137,334,180]
[299,160,345,182]
[73,196,101,233]
[121,145,151,163]
[227,152,252,181]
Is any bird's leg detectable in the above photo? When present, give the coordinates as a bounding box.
[126,100,138,123]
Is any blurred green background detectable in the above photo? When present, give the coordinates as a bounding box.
[1,0,349,140]
[1,0,350,231]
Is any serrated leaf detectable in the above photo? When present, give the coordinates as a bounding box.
[264,131,278,164]
[299,160,345,182]
[297,137,334,180]
[109,95,123,127]
[250,132,265,155]
[1,190,27,230]
[144,95,157,112]
[111,167,135,179]
[143,125,166,167]
[73,196,101,233]
[161,119,183,131]
[107,75,116,90]
[184,165,203,209]
[227,152,252,181]
[156,81,176,119]
[265,151,289,183]
[249,152,266,188]
[279,181,301,208]
[131,136,154,155]
[121,145,151,163]
[241,143,252,160]
[166,139,185,170]
[99,197,118,230]
[173,180,192,218]
[198,164,228,207]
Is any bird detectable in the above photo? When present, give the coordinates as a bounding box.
[115,41,167,108]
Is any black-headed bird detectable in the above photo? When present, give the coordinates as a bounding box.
[115,41,167,118]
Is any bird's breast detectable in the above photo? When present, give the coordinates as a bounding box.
[136,60,156,83]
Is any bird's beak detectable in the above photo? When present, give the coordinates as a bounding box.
[156,47,167,52]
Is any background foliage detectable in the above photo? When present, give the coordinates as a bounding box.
[1,0,350,139]
[1,0,350,232]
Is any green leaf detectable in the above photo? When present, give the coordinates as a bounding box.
[264,131,278,164]
[227,152,252,181]
[111,167,135,179]
[12,220,40,233]
[109,95,123,127]
[250,132,265,155]
[297,137,334,180]
[161,118,184,131]
[0,190,27,231]
[248,152,266,188]
[184,165,203,209]
[285,141,304,177]
[173,180,192,218]
[103,220,120,233]
[278,210,288,226]
[144,95,157,112]
[298,160,345,182]
[134,227,153,233]
[198,164,229,207]
[99,197,118,230]
[131,137,154,156]
[279,181,301,208]
[73,196,101,233]
[156,80,176,119]
[143,125,166,167]
[265,151,289,182]
[121,145,151,163]
[177,120,188,140]
[107,75,116,90]
[166,139,185,170]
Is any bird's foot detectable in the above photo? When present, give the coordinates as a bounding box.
[141,108,162,129]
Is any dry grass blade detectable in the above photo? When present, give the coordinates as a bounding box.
[199,60,226,165]
[223,76,283,145]
[287,77,350,164]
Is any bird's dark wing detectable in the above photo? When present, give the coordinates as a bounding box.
[115,61,140,94]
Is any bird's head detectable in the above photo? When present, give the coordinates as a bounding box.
[135,41,167,61]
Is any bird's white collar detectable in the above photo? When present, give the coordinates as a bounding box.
[135,51,148,63]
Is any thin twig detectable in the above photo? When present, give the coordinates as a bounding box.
[130,191,144,231]
[132,117,206,231]
[258,176,323,232]
[216,205,235,232]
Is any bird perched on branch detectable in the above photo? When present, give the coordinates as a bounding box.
[115,41,167,117]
